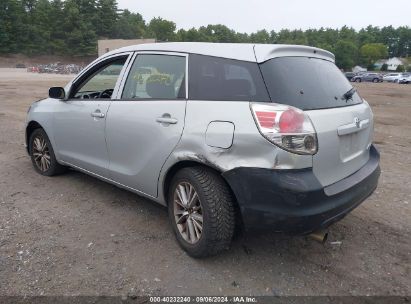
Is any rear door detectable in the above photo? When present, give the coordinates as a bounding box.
[106,52,187,197]
[259,56,373,187]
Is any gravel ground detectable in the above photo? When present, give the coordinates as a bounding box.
[0,68,410,296]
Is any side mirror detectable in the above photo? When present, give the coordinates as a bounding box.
[49,87,65,99]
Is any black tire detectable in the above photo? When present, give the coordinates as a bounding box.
[168,166,235,258]
[356,78,361,82]
[372,78,378,83]
[29,128,67,176]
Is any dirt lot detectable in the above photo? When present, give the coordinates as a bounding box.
[0,68,410,297]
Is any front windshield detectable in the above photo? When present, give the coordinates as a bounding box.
[260,57,363,110]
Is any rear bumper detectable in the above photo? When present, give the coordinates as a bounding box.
[222,145,380,234]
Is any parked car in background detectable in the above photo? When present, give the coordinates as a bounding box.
[344,72,356,81]
[383,73,402,83]
[351,73,383,83]
[25,43,380,257]
[398,73,411,84]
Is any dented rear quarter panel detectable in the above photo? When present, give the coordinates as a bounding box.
[157,100,313,204]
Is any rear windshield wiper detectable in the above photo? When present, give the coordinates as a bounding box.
[342,87,356,101]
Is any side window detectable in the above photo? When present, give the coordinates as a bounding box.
[71,57,127,99]
[189,54,269,101]
[122,54,186,100]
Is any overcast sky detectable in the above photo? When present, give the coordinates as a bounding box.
[116,0,411,33]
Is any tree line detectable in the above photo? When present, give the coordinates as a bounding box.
[1,0,411,70]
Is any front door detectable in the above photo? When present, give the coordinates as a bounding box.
[106,53,187,197]
[53,55,130,177]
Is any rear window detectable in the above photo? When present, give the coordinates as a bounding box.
[189,54,269,101]
[260,57,363,110]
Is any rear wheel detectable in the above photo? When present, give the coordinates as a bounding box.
[372,78,378,83]
[356,78,361,82]
[29,128,66,176]
[168,167,235,258]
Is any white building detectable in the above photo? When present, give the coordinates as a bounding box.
[352,65,367,73]
[385,57,405,71]
[374,57,407,71]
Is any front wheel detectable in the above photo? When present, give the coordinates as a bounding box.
[29,128,67,176]
[356,78,361,82]
[168,167,235,258]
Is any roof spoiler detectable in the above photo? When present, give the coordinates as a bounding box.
[254,44,335,63]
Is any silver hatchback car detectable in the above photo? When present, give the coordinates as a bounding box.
[26,43,380,257]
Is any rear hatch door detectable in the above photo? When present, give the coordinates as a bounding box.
[259,56,373,187]
[306,103,373,186]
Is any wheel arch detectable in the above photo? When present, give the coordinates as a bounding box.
[162,159,240,206]
[162,159,244,231]
[26,121,44,153]
[162,160,220,205]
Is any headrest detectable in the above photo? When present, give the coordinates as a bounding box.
[146,81,175,99]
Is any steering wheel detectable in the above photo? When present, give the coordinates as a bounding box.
[99,89,114,99]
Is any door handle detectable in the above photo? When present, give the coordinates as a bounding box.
[156,114,178,125]
[91,110,105,118]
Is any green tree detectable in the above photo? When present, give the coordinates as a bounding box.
[396,65,405,72]
[360,43,388,66]
[63,0,97,56]
[1,3,410,61]
[250,30,270,43]
[206,24,238,43]
[77,0,98,23]
[380,26,399,57]
[0,0,26,53]
[235,32,250,43]
[381,63,388,71]
[19,0,54,55]
[32,0,52,53]
[176,27,211,42]
[148,17,176,41]
[112,9,146,39]
[96,0,118,38]
[316,43,334,54]
[339,26,357,42]
[315,28,339,47]
[334,40,358,70]
[49,0,66,54]
[397,26,411,57]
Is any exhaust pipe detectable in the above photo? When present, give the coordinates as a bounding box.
[308,230,328,243]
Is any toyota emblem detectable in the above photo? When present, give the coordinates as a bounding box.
[354,117,360,128]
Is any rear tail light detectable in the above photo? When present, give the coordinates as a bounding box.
[251,103,318,155]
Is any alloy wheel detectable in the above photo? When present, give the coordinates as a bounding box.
[32,135,51,172]
[173,182,203,244]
